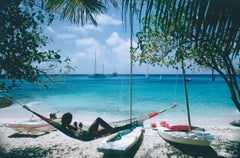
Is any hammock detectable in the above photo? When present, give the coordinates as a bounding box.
[22,104,177,141]
[22,105,81,140]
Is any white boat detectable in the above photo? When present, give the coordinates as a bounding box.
[98,27,144,154]
[145,64,150,78]
[158,129,213,146]
[6,117,61,134]
[89,51,106,78]
[157,121,213,146]
[112,68,118,77]
[157,59,214,146]
[97,105,176,153]
[186,78,191,81]
[230,119,240,127]
[97,126,144,154]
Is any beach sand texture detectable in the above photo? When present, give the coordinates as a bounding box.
[0,117,240,158]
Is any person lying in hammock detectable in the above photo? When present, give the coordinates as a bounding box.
[22,105,140,141]
[61,112,132,141]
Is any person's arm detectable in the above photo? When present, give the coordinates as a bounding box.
[66,124,78,131]
[67,122,83,131]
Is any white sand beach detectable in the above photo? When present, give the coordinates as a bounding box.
[0,107,240,158]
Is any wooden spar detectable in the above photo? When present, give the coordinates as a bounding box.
[94,50,96,74]
[181,58,192,131]
[129,2,134,124]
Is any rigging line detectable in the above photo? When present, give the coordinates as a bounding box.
[171,79,226,104]
[173,70,179,103]
[188,82,225,100]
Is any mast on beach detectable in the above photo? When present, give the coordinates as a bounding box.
[181,55,192,131]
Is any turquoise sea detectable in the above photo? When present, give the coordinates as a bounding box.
[2,74,239,121]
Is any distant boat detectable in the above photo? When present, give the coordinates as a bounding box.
[89,51,106,78]
[186,78,191,81]
[89,73,106,78]
[145,64,150,78]
[112,72,118,77]
[112,68,118,77]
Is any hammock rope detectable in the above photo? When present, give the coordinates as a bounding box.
[18,103,177,141]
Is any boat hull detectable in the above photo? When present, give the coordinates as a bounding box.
[7,118,61,134]
[158,129,213,147]
[229,119,240,127]
[97,126,144,154]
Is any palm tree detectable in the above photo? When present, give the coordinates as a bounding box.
[41,0,240,111]
[121,0,240,111]
[42,0,118,26]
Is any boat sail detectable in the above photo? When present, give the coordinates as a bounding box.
[89,51,106,78]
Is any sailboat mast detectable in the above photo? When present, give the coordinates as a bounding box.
[102,61,104,75]
[94,50,97,74]
[130,51,133,123]
[129,2,134,124]
[181,59,192,131]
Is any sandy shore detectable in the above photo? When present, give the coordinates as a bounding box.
[0,108,240,158]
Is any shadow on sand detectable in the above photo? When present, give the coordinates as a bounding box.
[167,141,220,158]
[0,146,50,158]
[224,140,240,158]
[102,133,144,158]
[8,132,49,138]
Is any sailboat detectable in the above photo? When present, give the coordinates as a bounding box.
[145,64,150,78]
[112,68,118,77]
[6,115,61,134]
[89,51,106,78]
[98,17,144,154]
[157,59,214,146]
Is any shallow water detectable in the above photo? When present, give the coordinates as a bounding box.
[1,74,239,121]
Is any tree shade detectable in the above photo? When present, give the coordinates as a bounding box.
[121,0,240,111]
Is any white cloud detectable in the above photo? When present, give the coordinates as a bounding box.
[75,38,99,47]
[46,26,55,33]
[57,33,75,39]
[97,14,122,26]
[106,32,124,46]
[75,38,106,58]
[65,14,121,34]
[71,51,91,62]
[106,32,132,66]
[67,24,102,34]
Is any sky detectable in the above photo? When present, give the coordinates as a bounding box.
[42,7,207,75]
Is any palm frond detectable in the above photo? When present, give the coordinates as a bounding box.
[43,0,108,26]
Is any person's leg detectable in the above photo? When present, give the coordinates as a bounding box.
[97,122,134,136]
[88,117,113,133]
[113,123,132,132]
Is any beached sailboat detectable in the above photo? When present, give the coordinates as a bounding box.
[157,59,214,146]
[6,114,61,134]
[97,23,144,154]
[89,51,106,78]
[229,119,240,127]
